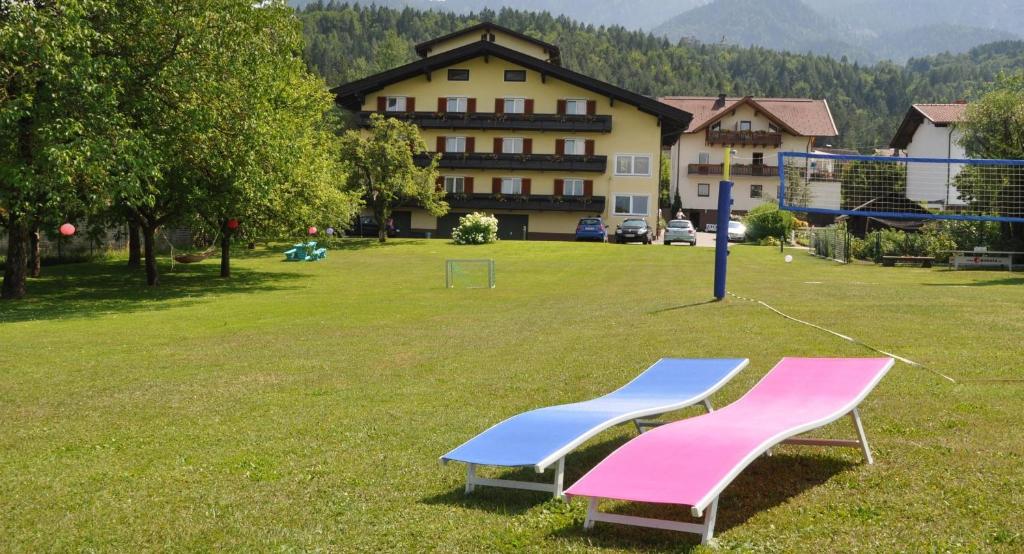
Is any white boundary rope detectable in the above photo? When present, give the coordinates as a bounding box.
[726,292,960,384]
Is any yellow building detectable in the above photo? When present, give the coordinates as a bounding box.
[333,23,692,240]
[660,96,838,230]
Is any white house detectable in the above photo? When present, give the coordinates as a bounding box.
[659,95,838,229]
[889,102,969,208]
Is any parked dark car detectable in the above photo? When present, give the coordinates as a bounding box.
[614,218,653,244]
[575,217,608,242]
[349,216,396,238]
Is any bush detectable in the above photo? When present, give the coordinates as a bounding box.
[744,203,796,241]
[852,221,1007,263]
[451,212,499,245]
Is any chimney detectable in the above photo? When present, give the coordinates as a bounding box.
[713,93,727,110]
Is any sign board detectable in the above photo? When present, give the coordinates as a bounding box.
[953,254,1012,270]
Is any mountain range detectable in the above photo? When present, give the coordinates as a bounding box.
[291,0,1024,64]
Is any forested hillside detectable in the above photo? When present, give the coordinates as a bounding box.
[652,0,1018,64]
[298,3,1024,149]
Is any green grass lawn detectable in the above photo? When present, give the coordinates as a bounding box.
[1,240,1022,552]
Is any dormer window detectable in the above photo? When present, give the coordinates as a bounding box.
[386,96,407,112]
[504,70,527,82]
[739,120,752,131]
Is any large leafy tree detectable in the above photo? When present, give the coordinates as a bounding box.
[957,72,1024,239]
[338,114,446,242]
[173,2,358,278]
[0,1,118,300]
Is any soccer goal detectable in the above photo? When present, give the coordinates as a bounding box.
[445,259,496,289]
[778,152,1024,222]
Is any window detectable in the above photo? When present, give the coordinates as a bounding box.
[615,154,652,176]
[386,96,406,112]
[698,152,710,164]
[613,194,649,216]
[446,97,468,113]
[502,137,523,154]
[739,120,752,131]
[698,183,711,197]
[750,184,763,199]
[563,178,584,196]
[447,69,470,81]
[445,136,466,153]
[563,138,585,156]
[504,70,527,82]
[565,99,587,115]
[503,97,525,114]
[444,176,465,194]
[768,123,780,133]
[752,152,764,166]
[710,122,721,132]
[501,177,523,195]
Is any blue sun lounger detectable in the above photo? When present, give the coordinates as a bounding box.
[440,358,749,497]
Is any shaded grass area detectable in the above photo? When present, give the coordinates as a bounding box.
[1,240,1022,552]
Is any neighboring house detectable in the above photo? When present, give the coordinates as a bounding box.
[659,95,838,229]
[332,23,692,240]
[889,102,970,209]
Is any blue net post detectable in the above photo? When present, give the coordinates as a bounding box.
[713,180,733,300]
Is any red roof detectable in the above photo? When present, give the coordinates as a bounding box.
[658,96,838,137]
[912,103,969,124]
[889,103,969,149]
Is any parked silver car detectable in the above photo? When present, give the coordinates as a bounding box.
[664,219,697,246]
[728,221,747,242]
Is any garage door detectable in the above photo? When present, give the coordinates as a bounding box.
[496,214,529,241]
[436,213,467,238]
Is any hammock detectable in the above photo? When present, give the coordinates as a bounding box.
[174,246,217,264]
[162,228,221,269]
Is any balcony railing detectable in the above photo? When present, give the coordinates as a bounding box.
[360,111,613,133]
[687,163,779,177]
[706,130,783,147]
[444,193,606,213]
[417,152,608,173]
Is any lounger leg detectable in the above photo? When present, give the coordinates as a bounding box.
[850,408,874,465]
[584,497,598,530]
[633,419,644,434]
[553,458,565,499]
[703,398,714,412]
[465,463,476,494]
[700,497,719,545]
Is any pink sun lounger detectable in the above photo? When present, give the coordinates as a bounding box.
[565,357,894,545]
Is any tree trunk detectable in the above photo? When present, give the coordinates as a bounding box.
[28,224,41,278]
[378,226,387,243]
[128,220,141,267]
[220,224,231,278]
[142,223,159,286]
[2,216,30,300]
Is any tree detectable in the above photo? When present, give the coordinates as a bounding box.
[957,72,1024,239]
[338,114,446,242]
[1,1,118,299]
[839,160,906,210]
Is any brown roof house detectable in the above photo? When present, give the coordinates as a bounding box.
[659,95,837,229]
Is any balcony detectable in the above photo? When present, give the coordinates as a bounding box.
[444,193,606,213]
[359,111,613,133]
[706,130,783,147]
[687,163,779,177]
[417,152,608,173]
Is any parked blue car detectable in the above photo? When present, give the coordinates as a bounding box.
[575,217,608,242]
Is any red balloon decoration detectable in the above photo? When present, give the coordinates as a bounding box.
[227,218,240,230]
[59,223,76,237]
[308,226,318,236]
